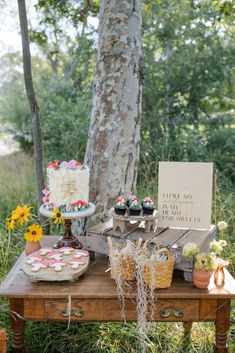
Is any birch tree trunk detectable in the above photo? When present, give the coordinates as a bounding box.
[17,0,45,209]
[85,0,143,222]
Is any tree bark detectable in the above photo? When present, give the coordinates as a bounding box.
[164,41,176,140]
[85,0,143,223]
[17,0,45,209]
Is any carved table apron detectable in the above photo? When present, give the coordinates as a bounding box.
[0,236,235,353]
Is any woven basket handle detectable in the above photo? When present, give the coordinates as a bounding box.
[155,247,173,260]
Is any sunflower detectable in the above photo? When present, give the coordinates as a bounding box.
[14,205,31,226]
[6,217,15,231]
[51,208,64,224]
[24,224,44,243]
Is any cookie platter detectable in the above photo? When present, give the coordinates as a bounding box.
[23,247,89,282]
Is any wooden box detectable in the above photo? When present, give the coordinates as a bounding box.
[78,219,216,282]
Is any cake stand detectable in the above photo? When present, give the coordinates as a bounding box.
[39,203,96,249]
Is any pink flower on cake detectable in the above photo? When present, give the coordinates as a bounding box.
[42,187,50,204]
[42,187,49,196]
[60,161,69,168]
[60,160,80,169]
[48,161,59,169]
[43,196,50,204]
[68,160,78,168]
[72,200,88,208]
[47,162,59,169]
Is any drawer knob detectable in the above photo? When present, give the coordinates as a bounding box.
[73,307,85,318]
[60,310,71,317]
[60,307,84,318]
[173,310,184,318]
[160,309,184,318]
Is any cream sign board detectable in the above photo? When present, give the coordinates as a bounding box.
[158,162,213,230]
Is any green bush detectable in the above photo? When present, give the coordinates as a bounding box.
[39,78,92,162]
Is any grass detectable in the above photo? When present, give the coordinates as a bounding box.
[0,152,36,219]
[0,152,235,352]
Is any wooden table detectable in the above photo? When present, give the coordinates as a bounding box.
[0,237,235,353]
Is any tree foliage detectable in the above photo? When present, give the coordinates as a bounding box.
[140,0,235,182]
[0,0,234,183]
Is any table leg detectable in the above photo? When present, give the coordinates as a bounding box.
[182,322,192,351]
[10,299,25,353]
[145,220,150,232]
[89,250,96,260]
[214,299,230,353]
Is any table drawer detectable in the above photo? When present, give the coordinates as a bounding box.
[45,298,137,321]
[153,299,199,321]
[45,298,199,322]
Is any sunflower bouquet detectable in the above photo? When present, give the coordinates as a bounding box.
[6,203,65,239]
[6,204,44,243]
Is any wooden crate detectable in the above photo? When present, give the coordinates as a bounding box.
[78,219,216,282]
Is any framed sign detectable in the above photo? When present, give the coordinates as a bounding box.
[158,162,213,230]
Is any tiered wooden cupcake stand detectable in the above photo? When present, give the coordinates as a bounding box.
[112,209,158,233]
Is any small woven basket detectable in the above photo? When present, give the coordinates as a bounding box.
[110,253,136,281]
[143,248,174,289]
[0,329,7,353]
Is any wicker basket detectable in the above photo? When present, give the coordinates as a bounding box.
[0,329,7,353]
[143,248,174,289]
[110,253,136,281]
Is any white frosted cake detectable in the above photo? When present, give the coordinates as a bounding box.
[42,159,90,212]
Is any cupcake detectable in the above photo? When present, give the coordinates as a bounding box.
[126,194,138,207]
[129,199,142,216]
[114,196,127,216]
[142,197,154,215]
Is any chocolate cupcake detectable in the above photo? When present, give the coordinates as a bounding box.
[142,197,154,215]
[129,199,142,216]
[114,196,127,216]
[126,194,138,207]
